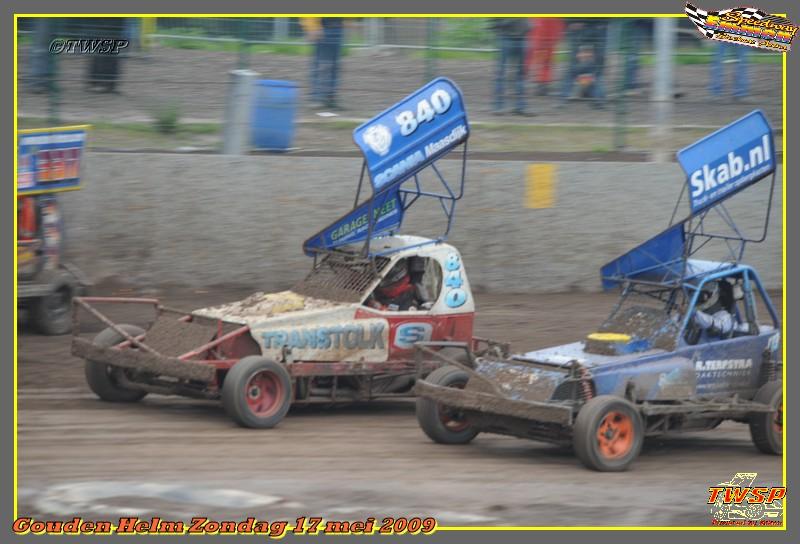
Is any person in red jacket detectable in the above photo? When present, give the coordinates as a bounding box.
[525,18,565,96]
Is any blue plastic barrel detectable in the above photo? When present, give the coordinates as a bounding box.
[251,80,298,151]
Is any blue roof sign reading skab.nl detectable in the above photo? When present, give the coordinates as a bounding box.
[677,110,775,215]
[353,77,469,193]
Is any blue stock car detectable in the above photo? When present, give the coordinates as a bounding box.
[414,110,783,471]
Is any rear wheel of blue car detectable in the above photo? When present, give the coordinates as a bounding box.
[749,380,782,455]
[417,365,479,445]
[222,356,292,429]
[574,395,644,472]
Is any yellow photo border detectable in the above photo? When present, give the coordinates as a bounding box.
[12,12,788,532]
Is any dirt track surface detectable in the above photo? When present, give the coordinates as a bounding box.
[18,290,783,527]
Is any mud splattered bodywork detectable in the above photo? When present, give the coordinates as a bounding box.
[195,291,339,322]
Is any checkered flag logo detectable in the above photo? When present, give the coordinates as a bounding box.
[685,3,769,38]
[738,7,767,19]
[686,3,716,37]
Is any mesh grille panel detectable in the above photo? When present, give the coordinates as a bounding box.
[293,253,391,303]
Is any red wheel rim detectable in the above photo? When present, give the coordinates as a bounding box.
[596,411,634,459]
[438,379,470,432]
[772,400,782,435]
[244,370,284,417]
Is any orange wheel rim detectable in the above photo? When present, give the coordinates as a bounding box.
[596,411,634,459]
[772,401,782,435]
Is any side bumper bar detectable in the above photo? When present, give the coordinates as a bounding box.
[72,338,216,383]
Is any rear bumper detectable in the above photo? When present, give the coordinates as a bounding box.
[414,380,574,425]
[72,337,216,383]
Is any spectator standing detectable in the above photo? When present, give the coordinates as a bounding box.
[490,18,531,115]
[305,17,344,109]
[621,19,648,94]
[525,18,565,96]
[709,42,749,100]
[86,18,127,93]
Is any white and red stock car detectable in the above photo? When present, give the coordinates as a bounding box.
[71,78,484,428]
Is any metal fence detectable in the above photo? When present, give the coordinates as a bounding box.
[17,17,783,156]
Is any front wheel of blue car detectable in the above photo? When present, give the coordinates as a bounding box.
[417,365,479,445]
[573,395,644,472]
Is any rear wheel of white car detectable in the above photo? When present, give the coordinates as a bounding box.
[749,380,782,455]
[416,365,479,445]
[573,395,644,472]
[222,356,292,429]
[85,324,148,402]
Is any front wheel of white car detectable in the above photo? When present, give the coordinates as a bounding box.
[222,356,292,429]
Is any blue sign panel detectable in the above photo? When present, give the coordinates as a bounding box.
[677,110,774,215]
[353,77,469,193]
[18,126,89,195]
[303,189,403,255]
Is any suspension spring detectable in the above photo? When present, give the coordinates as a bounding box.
[579,367,594,401]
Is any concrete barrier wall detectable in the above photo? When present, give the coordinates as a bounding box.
[59,152,783,292]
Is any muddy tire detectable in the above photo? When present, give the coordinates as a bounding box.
[31,284,73,335]
[749,380,782,455]
[85,325,148,403]
[416,365,479,445]
[222,356,292,429]
[573,395,643,472]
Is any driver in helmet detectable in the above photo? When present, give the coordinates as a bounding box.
[367,257,433,311]
[692,278,750,340]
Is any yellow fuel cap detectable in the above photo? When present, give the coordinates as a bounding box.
[587,332,632,343]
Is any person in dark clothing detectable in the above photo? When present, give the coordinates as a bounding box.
[310,18,344,108]
[490,18,531,115]
[86,18,127,93]
[559,19,608,107]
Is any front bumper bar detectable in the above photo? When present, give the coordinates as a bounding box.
[415,380,573,425]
